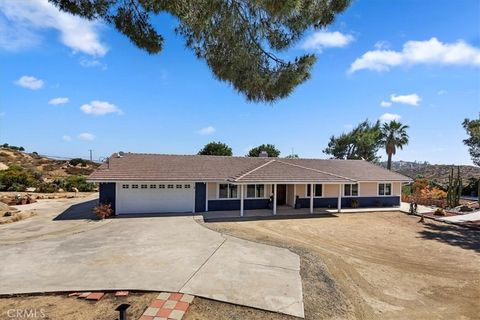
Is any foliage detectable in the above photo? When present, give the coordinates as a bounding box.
[447,166,462,208]
[93,203,113,220]
[462,114,480,166]
[64,175,95,192]
[434,208,446,216]
[247,144,280,157]
[69,158,88,167]
[37,182,60,193]
[380,120,409,170]
[198,141,233,156]
[1,143,25,151]
[285,154,299,159]
[463,178,479,197]
[0,165,37,191]
[323,120,381,162]
[48,0,351,102]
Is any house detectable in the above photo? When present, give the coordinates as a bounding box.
[88,153,412,216]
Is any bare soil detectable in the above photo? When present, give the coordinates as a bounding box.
[190,211,480,320]
[0,292,156,320]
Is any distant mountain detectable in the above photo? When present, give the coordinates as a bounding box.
[387,160,480,185]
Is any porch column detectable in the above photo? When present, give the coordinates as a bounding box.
[273,184,277,215]
[310,183,314,214]
[240,184,244,217]
[205,182,208,212]
[337,184,342,213]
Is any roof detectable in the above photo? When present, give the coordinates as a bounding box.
[88,153,412,183]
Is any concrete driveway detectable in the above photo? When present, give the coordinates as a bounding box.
[0,196,304,318]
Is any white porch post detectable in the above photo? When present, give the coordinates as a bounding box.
[240,184,244,217]
[205,182,208,212]
[310,183,314,214]
[273,184,277,215]
[337,184,342,213]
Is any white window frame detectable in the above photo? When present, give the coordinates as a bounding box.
[217,183,239,199]
[343,183,359,197]
[131,184,139,189]
[246,184,267,199]
[305,184,324,198]
[377,182,392,196]
[122,184,129,189]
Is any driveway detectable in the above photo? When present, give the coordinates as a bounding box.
[0,196,304,318]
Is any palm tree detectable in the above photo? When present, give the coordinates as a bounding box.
[380,121,409,170]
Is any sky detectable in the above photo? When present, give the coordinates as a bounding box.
[0,0,479,164]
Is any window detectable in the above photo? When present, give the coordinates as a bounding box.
[122,184,129,189]
[306,184,323,197]
[184,184,191,189]
[218,184,238,199]
[132,184,138,189]
[150,184,157,189]
[247,184,265,198]
[141,184,147,189]
[176,184,182,189]
[378,183,392,196]
[167,184,174,189]
[344,184,358,196]
[159,184,165,189]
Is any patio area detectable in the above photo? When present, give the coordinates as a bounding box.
[202,205,401,222]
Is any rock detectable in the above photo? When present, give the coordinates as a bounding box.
[0,162,8,171]
[459,205,473,212]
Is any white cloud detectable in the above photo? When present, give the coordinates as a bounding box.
[62,135,72,142]
[78,132,95,141]
[374,41,391,50]
[379,113,402,122]
[14,75,44,90]
[198,126,216,135]
[437,90,447,95]
[0,0,107,56]
[349,37,480,73]
[380,101,392,107]
[79,57,107,69]
[390,93,421,106]
[80,100,122,116]
[49,97,69,105]
[301,30,354,52]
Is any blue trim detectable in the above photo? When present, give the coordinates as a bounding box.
[208,199,270,211]
[297,196,400,208]
[195,182,206,212]
[99,182,116,213]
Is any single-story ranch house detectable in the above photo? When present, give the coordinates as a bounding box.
[88,153,412,216]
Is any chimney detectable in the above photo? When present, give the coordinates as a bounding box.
[259,151,268,158]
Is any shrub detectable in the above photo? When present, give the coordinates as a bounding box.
[434,208,446,216]
[37,182,59,193]
[93,203,113,219]
[0,165,37,191]
[69,158,87,167]
[350,199,359,208]
[64,175,95,192]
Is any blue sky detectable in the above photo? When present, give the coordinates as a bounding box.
[1,0,479,164]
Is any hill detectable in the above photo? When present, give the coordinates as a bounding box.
[390,161,480,185]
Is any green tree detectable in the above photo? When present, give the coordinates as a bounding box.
[0,165,37,191]
[323,120,381,162]
[285,154,299,159]
[198,141,233,156]
[463,114,480,166]
[49,0,351,102]
[247,144,280,157]
[380,120,409,170]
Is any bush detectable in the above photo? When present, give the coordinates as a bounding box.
[0,165,37,191]
[434,208,446,216]
[69,158,87,167]
[350,199,359,208]
[37,182,59,193]
[64,175,95,192]
[93,203,113,219]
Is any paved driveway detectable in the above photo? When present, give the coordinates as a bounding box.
[0,196,304,318]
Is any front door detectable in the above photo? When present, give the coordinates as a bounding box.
[276,184,287,205]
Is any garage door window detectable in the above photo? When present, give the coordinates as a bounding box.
[167,184,174,189]
[132,184,138,189]
[122,184,129,189]
[184,184,191,188]
[176,184,182,189]
[159,185,165,189]
[150,184,156,189]
[141,184,147,189]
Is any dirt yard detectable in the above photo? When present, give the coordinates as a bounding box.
[0,292,156,320]
[191,211,480,320]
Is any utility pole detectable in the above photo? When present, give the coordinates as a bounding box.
[89,149,93,161]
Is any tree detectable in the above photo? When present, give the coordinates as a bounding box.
[198,141,232,156]
[463,114,480,166]
[380,120,409,170]
[285,154,299,159]
[462,114,480,205]
[323,120,382,162]
[49,0,351,102]
[247,144,280,157]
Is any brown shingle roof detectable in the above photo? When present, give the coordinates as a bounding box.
[88,153,412,183]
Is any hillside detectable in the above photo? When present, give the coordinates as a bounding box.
[390,161,480,185]
[0,148,99,181]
